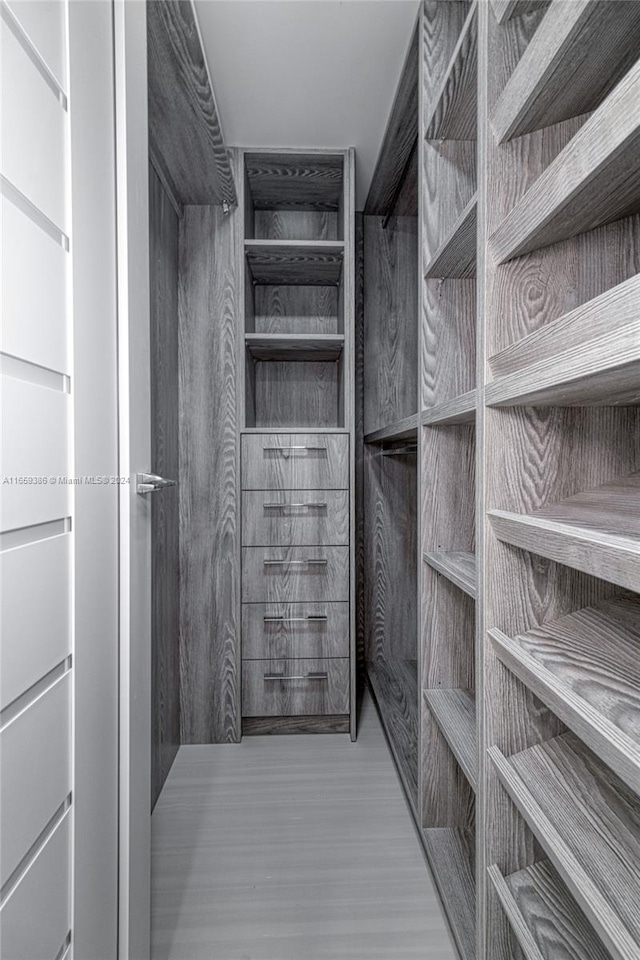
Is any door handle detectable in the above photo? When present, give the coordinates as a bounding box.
[136,472,177,495]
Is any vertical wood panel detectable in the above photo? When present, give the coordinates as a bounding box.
[179,203,240,743]
[149,165,181,807]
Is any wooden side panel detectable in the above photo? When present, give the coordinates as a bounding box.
[179,203,239,743]
[363,215,418,434]
[147,0,236,205]
[149,165,180,806]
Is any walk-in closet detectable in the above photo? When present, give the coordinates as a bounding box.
[2,1,640,958]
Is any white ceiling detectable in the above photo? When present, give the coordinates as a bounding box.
[194,0,420,209]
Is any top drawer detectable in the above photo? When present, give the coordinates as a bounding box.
[242,434,349,490]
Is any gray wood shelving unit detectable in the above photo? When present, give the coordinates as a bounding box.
[362,2,640,958]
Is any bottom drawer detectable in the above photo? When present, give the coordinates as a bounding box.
[242,658,349,717]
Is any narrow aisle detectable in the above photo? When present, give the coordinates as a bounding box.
[151,690,458,960]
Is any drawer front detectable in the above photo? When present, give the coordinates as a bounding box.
[242,658,350,717]
[242,490,349,546]
[241,433,349,490]
[242,602,349,660]
[242,546,349,603]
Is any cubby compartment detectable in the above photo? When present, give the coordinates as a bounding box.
[244,152,345,241]
[245,354,344,430]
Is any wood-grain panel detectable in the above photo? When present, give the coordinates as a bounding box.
[242,602,350,660]
[252,210,339,242]
[363,215,418,435]
[150,165,180,805]
[242,490,349,547]
[367,659,419,808]
[246,242,344,285]
[421,827,477,960]
[242,658,350,717]
[245,153,343,211]
[364,21,419,216]
[242,714,350,735]
[424,3,478,142]
[250,361,340,429]
[242,546,349,604]
[241,433,348,490]
[252,285,339,335]
[147,0,236,205]
[490,860,610,960]
[179,203,239,744]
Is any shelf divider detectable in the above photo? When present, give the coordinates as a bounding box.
[421,828,476,960]
[489,595,640,795]
[489,732,640,960]
[424,2,478,141]
[425,194,477,279]
[489,860,611,960]
[491,0,640,143]
[487,275,640,407]
[422,389,476,426]
[245,333,344,362]
[423,551,476,598]
[489,60,640,263]
[424,689,477,790]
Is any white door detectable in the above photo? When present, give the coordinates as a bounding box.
[1,1,119,958]
[113,2,153,958]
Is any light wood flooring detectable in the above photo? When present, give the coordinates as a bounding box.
[151,690,457,959]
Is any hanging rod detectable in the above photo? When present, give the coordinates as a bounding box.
[380,444,418,457]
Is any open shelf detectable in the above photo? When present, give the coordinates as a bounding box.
[489,595,640,796]
[424,2,477,141]
[491,1,640,143]
[245,333,344,362]
[489,471,640,592]
[490,61,640,263]
[490,732,640,960]
[489,0,548,25]
[422,389,476,426]
[421,828,476,960]
[489,860,611,960]
[423,551,476,599]
[425,193,477,279]
[367,658,418,812]
[364,414,418,445]
[487,275,640,407]
[424,689,477,790]
[245,241,344,285]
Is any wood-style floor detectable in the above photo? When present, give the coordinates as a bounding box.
[151,690,457,959]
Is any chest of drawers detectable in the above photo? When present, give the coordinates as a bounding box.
[240,432,351,733]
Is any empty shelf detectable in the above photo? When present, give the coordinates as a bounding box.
[423,551,476,598]
[422,390,476,425]
[245,334,344,362]
[245,241,344,285]
[364,414,418,445]
[424,2,477,141]
[491,0,640,143]
[490,60,640,263]
[425,194,477,279]
[489,595,640,795]
[486,274,640,407]
[489,471,640,592]
[367,659,418,812]
[489,860,611,960]
[424,689,477,790]
[422,828,476,960]
[490,0,548,25]
[490,732,640,960]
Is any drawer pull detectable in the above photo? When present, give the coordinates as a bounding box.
[263,558,328,566]
[263,445,327,452]
[263,615,328,623]
[263,501,328,510]
[264,672,329,682]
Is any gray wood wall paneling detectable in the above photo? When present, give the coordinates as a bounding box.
[149,165,181,808]
[147,0,236,206]
[178,196,240,743]
[355,213,365,674]
[479,3,640,958]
